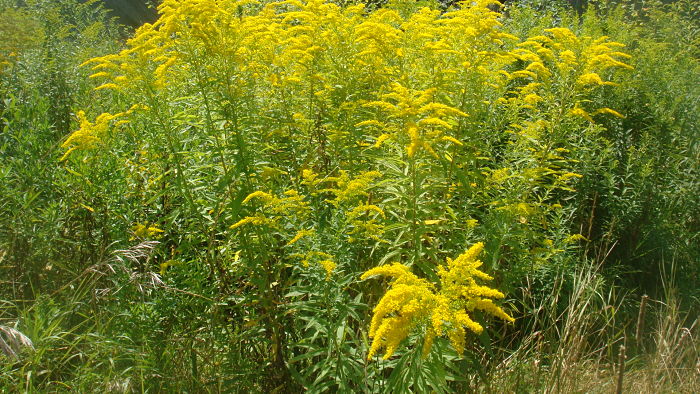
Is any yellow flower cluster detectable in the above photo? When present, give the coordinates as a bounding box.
[320,170,386,242]
[64,0,632,168]
[500,27,632,119]
[346,204,386,243]
[61,104,147,160]
[233,189,338,277]
[286,228,315,246]
[291,250,336,279]
[230,189,310,230]
[62,0,633,348]
[361,83,468,158]
[362,242,513,360]
[131,222,164,240]
[61,112,123,160]
[320,170,383,206]
[57,0,509,156]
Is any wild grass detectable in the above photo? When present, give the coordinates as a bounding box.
[481,260,699,393]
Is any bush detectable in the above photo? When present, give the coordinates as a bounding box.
[2,0,697,391]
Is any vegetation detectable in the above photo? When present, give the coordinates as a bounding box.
[1,0,698,392]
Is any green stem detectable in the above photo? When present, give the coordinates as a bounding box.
[409,156,420,265]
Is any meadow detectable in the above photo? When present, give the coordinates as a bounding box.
[1,0,698,392]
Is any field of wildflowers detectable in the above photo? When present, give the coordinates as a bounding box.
[1,0,698,391]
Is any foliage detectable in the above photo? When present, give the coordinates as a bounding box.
[1,0,698,391]
[0,0,121,301]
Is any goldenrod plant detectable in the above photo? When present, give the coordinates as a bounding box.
[362,242,514,360]
[1,0,697,391]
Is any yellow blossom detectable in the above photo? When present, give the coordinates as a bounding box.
[577,72,617,86]
[229,215,267,230]
[570,106,594,122]
[323,170,382,206]
[362,243,513,360]
[595,107,625,118]
[296,251,336,279]
[441,136,463,146]
[61,111,125,160]
[565,234,589,243]
[374,133,391,148]
[242,191,274,204]
[131,222,164,240]
[286,228,314,246]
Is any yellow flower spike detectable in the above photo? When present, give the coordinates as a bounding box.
[324,171,382,206]
[577,72,618,86]
[406,124,421,158]
[570,106,594,122]
[355,120,384,128]
[525,61,550,78]
[510,70,538,80]
[89,71,110,79]
[419,117,453,129]
[565,234,589,243]
[363,243,513,360]
[559,49,577,65]
[318,259,336,280]
[348,204,385,219]
[418,102,468,118]
[595,108,625,118]
[361,262,427,287]
[472,299,515,323]
[94,83,120,91]
[422,328,436,359]
[364,81,469,158]
[242,191,274,204]
[301,169,317,181]
[60,111,126,159]
[545,27,579,45]
[454,310,484,334]
[559,172,583,180]
[131,222,164,240]
[286,228,314,246]
[363,100,398,112]
[373,133,391,148]
[59,147,78,161]
[523,93,543,105]
[511,48,541,63]
[295,251,336,278]
[229,215,267,230]
[447,324,468,355]
[159,261,171,276]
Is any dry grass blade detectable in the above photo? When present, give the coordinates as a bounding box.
[129,271,165,294]
[111,241,163,295]
[77,240,210,300]
[112,241,160,265]
[51,241,160,298]
[0,325,34,359]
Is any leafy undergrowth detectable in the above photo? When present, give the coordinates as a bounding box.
[1,0,698,391]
